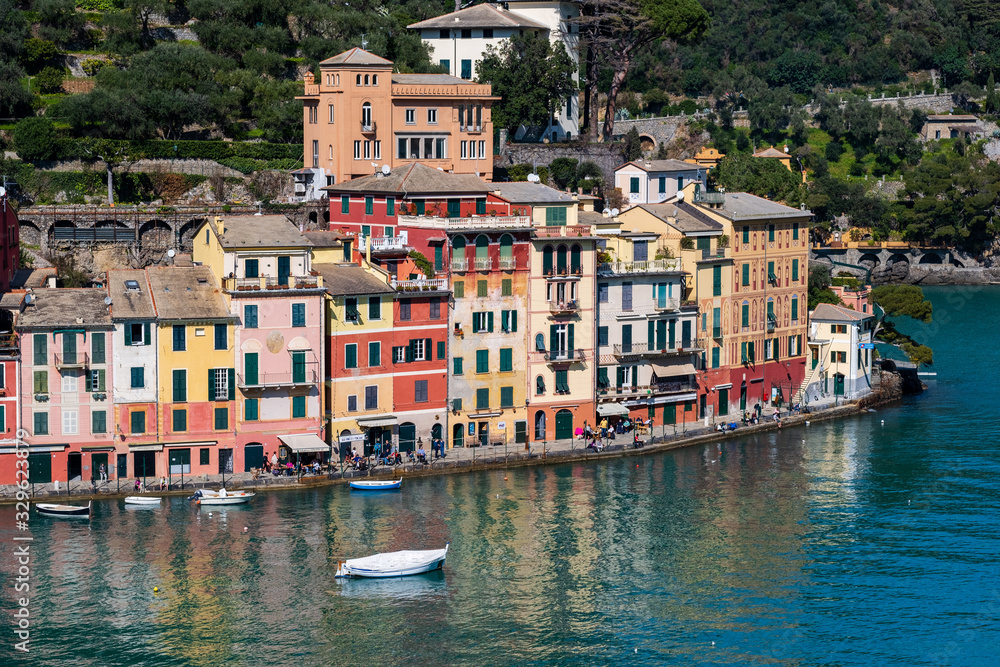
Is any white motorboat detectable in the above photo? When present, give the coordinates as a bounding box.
[350,478,402,491]
[190,489,255,506]
[335,543,449,579]
[36,501,91,518]
[124,496,162,505]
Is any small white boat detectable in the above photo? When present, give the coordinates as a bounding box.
[335,543,449,579]
[36,501,91,518]
[190,489,255,506]
[124,496,162,505]
[349,478,402,491]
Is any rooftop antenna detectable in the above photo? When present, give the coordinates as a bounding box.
[361,33,368,50]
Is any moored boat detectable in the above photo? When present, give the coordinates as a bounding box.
[124,496,162,505]
[349,478,402,491]
[35,501,91,518]
[335,543,449,579]
[190,489,255,505]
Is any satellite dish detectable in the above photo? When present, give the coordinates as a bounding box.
[167,249,176,258]
[25,294,34,304]
[0,186,6,198]
[381,165,390,175]
[610,208,620,217]
[602,208,611,215]
[104,296,112,306]
[676,191,685,201]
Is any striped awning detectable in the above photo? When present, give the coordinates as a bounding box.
[278,433,329,453]
[356,416,398,428]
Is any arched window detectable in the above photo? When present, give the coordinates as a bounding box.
[499,234,513,259]
[542,245,554,275]
[475,234,489,260]
[556,244,568,274]
[372,74,378,86]
[361,102,372,129]
[536,375,545,395]
[534,410,546,440]
[535,333,545,351]
[328,104,334,123]
[364,74,370,85]
[356,74,362,86]
[570,244,582,273]
[452,235,466,260]
[328,145,333,160]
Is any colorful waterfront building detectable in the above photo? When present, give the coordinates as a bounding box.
[0,293,24,485]
[106,270,159,480]
[0,189,20,291]
[14,289,114,487]
[801,304,875,403]
[613,160,708,209]
[193,214,328,470]
[147,266,237,480]
[295,49,497,199]
[314,261,397,456]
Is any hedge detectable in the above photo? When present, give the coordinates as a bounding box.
[52,139,302,163]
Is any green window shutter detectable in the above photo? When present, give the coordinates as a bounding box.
[365,196,373,215]
[214,324,227,350]
[91,333,105,364]
[502,279,511,296]
[453,357,463,375]
[487,312,494,332]
[415,200,425,215]
[437,341,445,360]
[292,303,306,327]
[767,300,774,318]
[742,264,749,286]
[668,320,675,349]
[368,342,380,367]
[293,351,307,383]
[500,386,513,408]
[793,222,799,239]
[597,367,608,388]
[471,314,479,334]
[131,410,146,434]
[657,320,666,350]
[124,324,132,347]
[711,347,720,369]
[476,349,488,373]
[768,224,775,242]
[228,368,235,400]
[712,265,722,296]
[791,298,798,321]
[85,369,92,392]
[476,388,489,409]
[742,225,749,244]
[292,395,306,418]
[665,404,676,424]
[742,304,749,327]
[131,367,144,388]
[34,412,47,435]
[568,324,574,351]
[341,195,350,214]
[173,409,187,432]
[387,196,395,216]
[244,306,257,329]
[434,246,443,272]
[345,344,357,369]
[767,261,775,283]
[61,334,73,363]
[97,369,105,391]
[630,177,639,193]
[144,323,151,345]
[500,348,512,372]
[748,341,755,361]
[91,410,106,434]
[405,340,414,362]
[477,280,487,297]
[214,407,228,430]
[616,366,624,389]
[208,368,217,401]
[173,369,187,402]
[33,371,47,394]
[511,310,517,332]
[454,281,464,298]
[476,198,486,215]
[549,324,557,350]
[425,338,433,359]
[792,259,799,281]
[647,320,654,348]
[244,399,258,422]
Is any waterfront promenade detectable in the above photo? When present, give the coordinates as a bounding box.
[1,399,869,504]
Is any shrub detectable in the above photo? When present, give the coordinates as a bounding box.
[13,116,58,161]
[81,59,107,77]
[35,67,65,94]
[825,141,844,162]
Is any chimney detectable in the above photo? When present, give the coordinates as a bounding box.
[215,215,224,237]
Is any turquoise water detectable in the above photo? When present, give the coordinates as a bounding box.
[2,286,999,666]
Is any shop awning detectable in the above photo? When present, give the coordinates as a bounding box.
[652,361,697,377]
[356,416,398,428]
[278,433,329,453]
[597,403,630,416]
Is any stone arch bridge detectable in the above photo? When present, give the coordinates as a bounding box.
[17,204,329,255]
[811,245,974,279]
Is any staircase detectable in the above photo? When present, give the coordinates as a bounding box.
[793,342,830,405]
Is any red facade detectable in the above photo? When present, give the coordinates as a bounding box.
[0,192,19,292]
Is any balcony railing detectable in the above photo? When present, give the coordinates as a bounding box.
[498,257,517,270]
[238,370,318,388]
[597,258,682,275]
[543,266,584,278]
[612,342,693,358]
[227,276,322,291]
[535,349,587,364]
[360,121,376,133]
[0,332,19,357]
[55,352,89,369]
[652,298,681,312]
[361,236,407,253]
[450,259,468,272]
[693,190,725,205]
[598,381,694,397]
[549,300,580,314]
[398,214,532,230]
[473,257,492,271]
[391,277,449,292]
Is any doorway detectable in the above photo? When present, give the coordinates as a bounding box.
[477,422,489,447]
[555,409,573,440]
[452,423,464,448]
[399,423,416,452]
[91,453,108,482]
[834,373,845,396]
[244,443,264,472]
[134,451,156,480]
[67,452,82,481]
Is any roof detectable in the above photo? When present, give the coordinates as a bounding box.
[392,73,476,86]
[618,160,703,174]
[10,268,56,289]
[408,4,548,30]
[319,48,393,67]
[491,182,575,204]
[313,263,395,297]
[579,210,613,227]
[926,114,978,122]
[0,292,24,309]
[302,231,347,248]
[146,266,231,321]
[811,303,871,322]
[17,289,112,329]
[323,162,490,196]
[753,147,789,158]
[706,192,810,220]
[210,214,312,249]
[106,270,155,320]
[635,201,724,233]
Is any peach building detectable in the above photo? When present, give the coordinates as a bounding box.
[295,48,498,200]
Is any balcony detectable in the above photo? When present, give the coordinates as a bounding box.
[612,342,693,358]
[543,266,584,278]
[450,259,468,272]
[767,315,778,333]
[548,300,580,314]
[398,214,532,230]
[238,370,318,389]
[361,236,408,253]
[597,258,682,275]
[700,248,728,260]
[360,120,377,133]
[0,332,19,357]
[652,298,681,312]
[472,257,492,271]
[391,277,449,292]
[598,381,695,398]
[498,257,517,270]
[693,190,725,205]
[55,352,89,369]
[535,349,587,364]
[226,275,323,291]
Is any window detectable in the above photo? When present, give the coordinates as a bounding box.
[411,338,428,361]
[354,141,361,160]
[386,196,395,216]
[630,177,640,194]
[292,303,306,327]
[92,410,107,434]
[34,412,48,435]
[62,371,78,394]
[500,348,513,372]
[328,104,334,123]
[172,325,186,351]
[555,369,569,393]
[476,388,489,409]
[173,408,188,432]
[341,195,350,214]
[200,448,210,466]
[365,196,373,215]
[405,108,415,124]
[131,410,146,434]
[345,344,358,369]
[400,301,411,321]
[712,265,722,296]
[472,311,493,332]
[91,333,105,364]
[33,370,48,394]
[461,59,472,79]
[461,141,467,159]
[365,385,378,410]
[62,409,78,435]
[598,326,608,346]
[428,108,438,124]
[308,105,317,123]
[369,341,381,367]
[130,366,145,389]
[598,283,608,303]
[712,347,720,369]
[128,322,146,346]
[430,298,441,319]
[742,225,750,244]
[768,224,775,242]
[454,281,464,298]
[501,309,518,332]
[434,246,443,272]
[214,324,227,350]
[476,349,489,374]
[172,369,186,402]
[742,302,750,328]
[347,395,357,412]
[368,296,381,320]
[292,395,306,418]
[793,223,800,240]
[312,140,319,167]
[461,28,471,38]
[500,386,514,408]
[622,282,633,311]
[33,333,46,365]
[345,298,359,322]
[453,357,463,375]
[545,206,567,226]
[374,140,381,160]
[244,305,258,329]
[437,340,446,360]
[792,259,799,282]
[742,263,750,286]
[501,278,512,296]
[483,28,493,38]
[214,407,228,430]
[361,102,372,128]
[477,280,487,297]
[86,369,105,392]
[415,380,428,403]
[791,297,799,321]
[210,367,232,401]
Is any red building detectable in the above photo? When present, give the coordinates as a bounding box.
[0,187,20,292]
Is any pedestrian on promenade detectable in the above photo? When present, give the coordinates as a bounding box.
[99,464,107,482]
[270,452,278,469]
[159,476,166,491]
[599,418,608,438]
